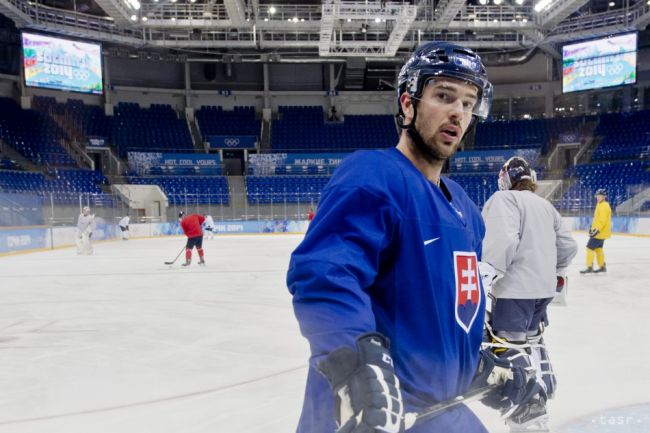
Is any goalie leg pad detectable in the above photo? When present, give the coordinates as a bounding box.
[527,331,556,399]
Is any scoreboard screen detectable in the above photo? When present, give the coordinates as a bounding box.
[22,32,103,95]
[562,33,637,93]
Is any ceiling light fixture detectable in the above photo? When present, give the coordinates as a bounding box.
[534,0,552,12]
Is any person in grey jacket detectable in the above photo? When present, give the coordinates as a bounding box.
[480,156,578,431]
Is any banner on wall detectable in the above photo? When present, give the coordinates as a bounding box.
[150,220,309,236]
[0,227,49,253]
[451,149,540,170]
[208,136,257,149]
[248,152,349,175]
[128,152,222,175]
[87,136,108,148]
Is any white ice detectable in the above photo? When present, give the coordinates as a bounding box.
[0,232,648,433]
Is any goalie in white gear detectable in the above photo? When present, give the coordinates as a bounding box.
[118,216,130,240]
[202,213,215,240]
[76,206,96,255]
[480,157,578,431]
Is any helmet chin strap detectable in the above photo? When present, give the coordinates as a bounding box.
[397,101,434,160]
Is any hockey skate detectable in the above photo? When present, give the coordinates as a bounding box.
[507,396,550,432]
[182,259,191,267]
[198,259,206,266]
[579,266,593,274]
[593,264,607,273]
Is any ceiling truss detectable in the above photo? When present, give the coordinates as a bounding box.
[3,0,649,60]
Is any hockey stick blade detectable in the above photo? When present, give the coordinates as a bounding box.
[404,385,496,429]
[164,246,186,266]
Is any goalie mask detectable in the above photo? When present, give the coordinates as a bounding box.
[498,157,537,191]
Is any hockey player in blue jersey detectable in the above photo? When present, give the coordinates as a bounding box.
[287,42,533,433]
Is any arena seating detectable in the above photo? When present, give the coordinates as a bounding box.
[475,118,550,151]
[0,168,110,204]
[112,103,193,157]
[245,175,328,204]
[0,97,76,167]
[557,160,650,211]
[447,173,499,209]
[0,156,20,170]
[33,96,112,145]
[129,175,229,205]
[271,106,397,152]
[196,106,260,141]
[591,110,650,161]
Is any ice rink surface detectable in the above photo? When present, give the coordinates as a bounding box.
[0,232,649,433]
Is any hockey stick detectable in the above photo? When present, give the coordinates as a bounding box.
[404,385,496,429]
[164,246,186,265]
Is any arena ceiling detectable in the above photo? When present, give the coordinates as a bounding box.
[1,0,649,60]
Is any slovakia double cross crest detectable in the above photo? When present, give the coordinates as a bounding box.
[453,251,482,333]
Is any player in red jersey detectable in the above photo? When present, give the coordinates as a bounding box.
[179,211,206,266]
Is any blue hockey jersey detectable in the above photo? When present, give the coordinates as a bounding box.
[287,147,487,433]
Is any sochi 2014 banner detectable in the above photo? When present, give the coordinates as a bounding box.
[22,32,103,95]
[128,152,222,175]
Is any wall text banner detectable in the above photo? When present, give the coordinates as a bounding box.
[128,152,222,175]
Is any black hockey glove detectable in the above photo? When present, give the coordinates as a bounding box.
[317,333,405,433]
[589,228,599,237]
[471,349,529,412]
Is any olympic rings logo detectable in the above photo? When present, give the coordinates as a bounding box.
[224,138,241,147]
[74,69,90,80]
[607,63,623,74]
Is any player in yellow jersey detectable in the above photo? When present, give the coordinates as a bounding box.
[580,188,612,274]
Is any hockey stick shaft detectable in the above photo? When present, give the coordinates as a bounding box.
[404,385,496,429]
[165,246,186,265]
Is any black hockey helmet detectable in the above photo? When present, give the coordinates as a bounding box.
[178,211,185,219]
[498,156,537,191]
[595,188,607,196]
[396,41,493,124]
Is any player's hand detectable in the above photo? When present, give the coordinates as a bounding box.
[589,228,599,237]
[478,261,499,292]
[318,333,405,433]
[471,349,530,412]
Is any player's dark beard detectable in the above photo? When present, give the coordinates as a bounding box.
[409,118,460,164]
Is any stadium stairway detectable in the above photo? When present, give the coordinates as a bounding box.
[31,99,93,170]
[0,140,43,173]
[227,176,247,217]
[188,117,205,152]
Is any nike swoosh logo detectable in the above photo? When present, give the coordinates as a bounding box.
[424,237,440,246]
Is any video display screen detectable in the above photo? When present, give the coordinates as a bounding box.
[22,32,103,94]
[562,33,637,93]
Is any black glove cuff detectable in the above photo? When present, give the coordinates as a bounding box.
[317,332,392,391]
